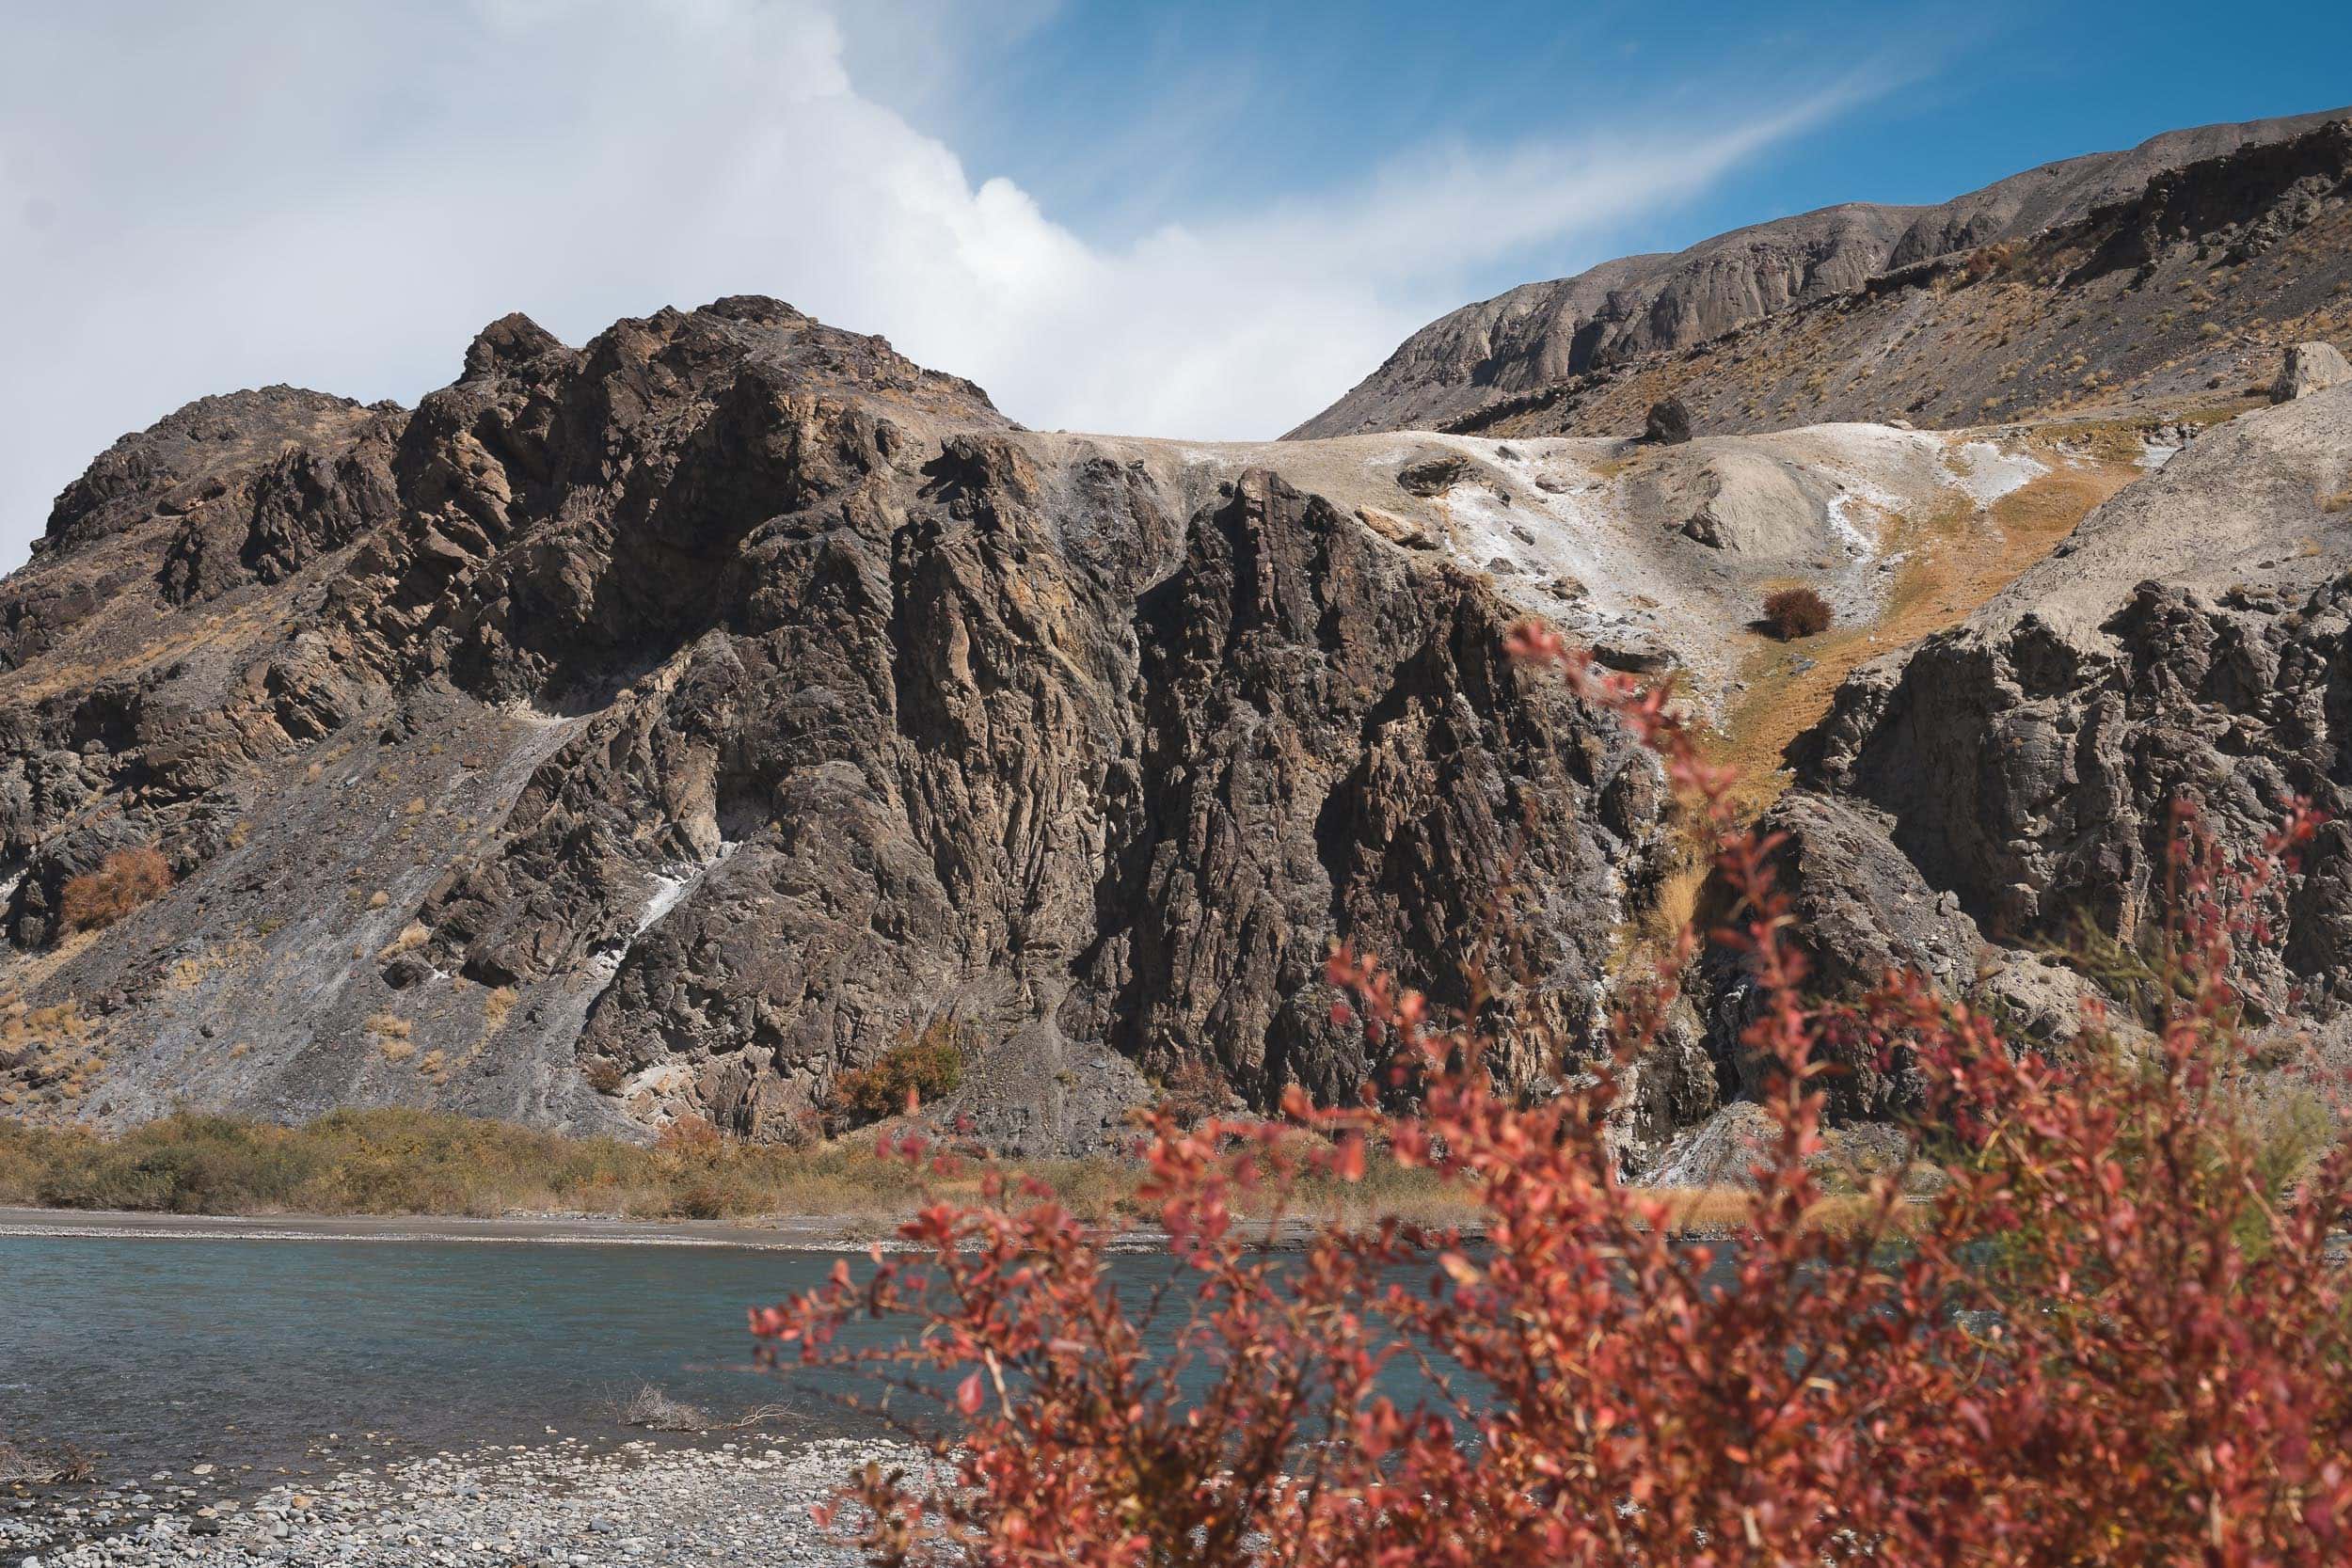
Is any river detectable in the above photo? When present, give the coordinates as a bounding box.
[2,1229,973,1483]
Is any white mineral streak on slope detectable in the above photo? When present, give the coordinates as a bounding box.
[594,852,745,1123]
[585,841,743,990]
[1052,420,2049,723]
[1417,423,2048,716]
[1943,438,2049,505]
[1438,465,1739,690]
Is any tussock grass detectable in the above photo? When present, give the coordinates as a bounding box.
[0,1108,1860,1235]
[0,1108,1145,1224]
[59,847,172,935]
[1649,1185,1899,1236]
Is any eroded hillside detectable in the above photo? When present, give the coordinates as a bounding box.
[1299,111,2352,444]
[3,239,2344,1184]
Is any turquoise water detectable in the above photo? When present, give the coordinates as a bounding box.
[0,1236,971,1481]
[6,1231,1731,1490]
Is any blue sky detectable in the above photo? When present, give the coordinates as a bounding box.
[884,0,2350,302]
[1,1,2346,563]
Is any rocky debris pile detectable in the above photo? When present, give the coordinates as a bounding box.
[6,1434,923,1567]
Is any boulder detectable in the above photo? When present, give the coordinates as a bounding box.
[2272,341,2351,403]
[1644,397,1692,446]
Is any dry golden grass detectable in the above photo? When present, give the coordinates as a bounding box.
[59,847,172,934]
[1708,459,2138,814]
[0,1104,1901,1237]
[377,921,431,960]
[0,995,106,1112]
[1583,450,1641,483]
[0,1108,1152,1225]
[363,1011,415,1063]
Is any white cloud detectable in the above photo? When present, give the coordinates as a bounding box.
[0,0,1853,563]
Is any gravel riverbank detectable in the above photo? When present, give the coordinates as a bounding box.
[6,1434,931,1567]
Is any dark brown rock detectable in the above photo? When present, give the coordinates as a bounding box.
[1644,397,1692,446]
[0,298,1662,1152]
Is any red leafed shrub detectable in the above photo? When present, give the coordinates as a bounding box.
[59,846,172,934]
[754,621,2352,1565]
[1762,585,1834,640]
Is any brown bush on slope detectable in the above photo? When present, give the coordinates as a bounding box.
[823,1020,968,1128]
[1762,585,1834,640]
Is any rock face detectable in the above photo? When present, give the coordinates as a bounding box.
[1772,388,2352,1072]
[0,298,1666,1152]
[1293,108,2352,441]
[1706,792,1978,1117]
[2277,341,2352,402]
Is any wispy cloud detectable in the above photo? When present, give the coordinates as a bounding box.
[0,0,1870,562]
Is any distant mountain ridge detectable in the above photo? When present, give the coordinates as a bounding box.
[1292,105,2352,439]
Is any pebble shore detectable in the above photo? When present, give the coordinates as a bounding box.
[6,1435,930,1568]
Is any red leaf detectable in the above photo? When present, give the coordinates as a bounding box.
[1333,1133,1367,1183]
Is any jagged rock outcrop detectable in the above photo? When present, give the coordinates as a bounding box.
[1768,388,2352,1072]
[1706,792,1976,1115]
[1294,107,2352,441]
[0,298,1666,1152]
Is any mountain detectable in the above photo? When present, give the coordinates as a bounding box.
[0,300,1681,1153]
[8,108,2350,1172]
[0,289,2183,1159]
[1293,107,2352,441]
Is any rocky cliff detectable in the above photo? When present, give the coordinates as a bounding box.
[0,299,1684,1153]
[1793,383,2352,1015]
[1294,107,2352,442]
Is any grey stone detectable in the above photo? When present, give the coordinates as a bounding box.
[2273,340,2351,402]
